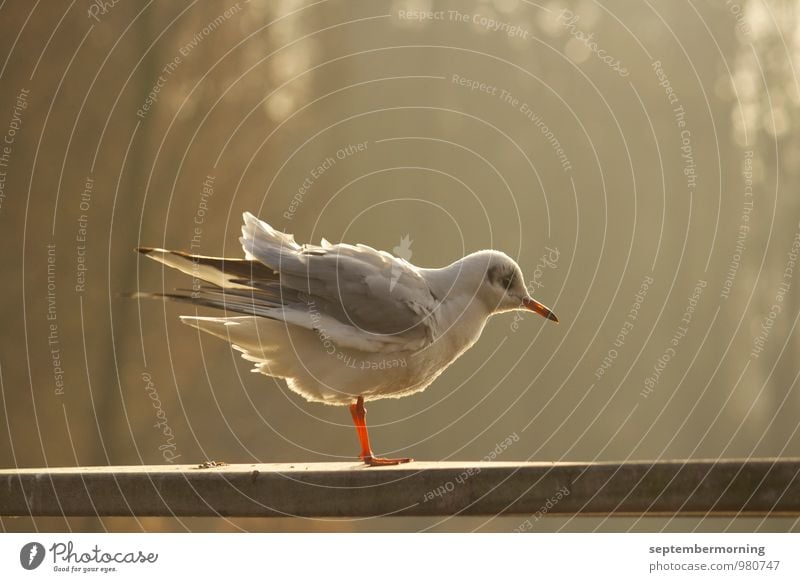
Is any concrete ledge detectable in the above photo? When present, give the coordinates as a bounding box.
[1,458,798,518]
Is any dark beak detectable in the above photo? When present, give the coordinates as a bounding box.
[522,296,559,323]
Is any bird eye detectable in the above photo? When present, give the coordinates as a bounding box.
[501,275,513,289]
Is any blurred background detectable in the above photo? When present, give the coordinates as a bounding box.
[1,0,798,532]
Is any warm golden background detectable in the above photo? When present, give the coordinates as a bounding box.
[1,0,798,532]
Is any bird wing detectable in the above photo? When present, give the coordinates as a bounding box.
[239,212,438,351]
[136,214,439,353]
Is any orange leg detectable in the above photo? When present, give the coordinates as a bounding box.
[348,396,412,467]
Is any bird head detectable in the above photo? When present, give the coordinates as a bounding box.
[471,250,559,322]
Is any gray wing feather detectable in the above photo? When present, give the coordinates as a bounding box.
[240,212,436,345]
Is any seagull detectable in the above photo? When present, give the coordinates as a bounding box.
[136,212,558,466]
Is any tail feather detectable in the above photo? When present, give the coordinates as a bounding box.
[178,315,272,350]
[128,288,289,319]
[137,247,278,289]
[179,314,365,403]
[134,245,303,318]
[179,315,297,379]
